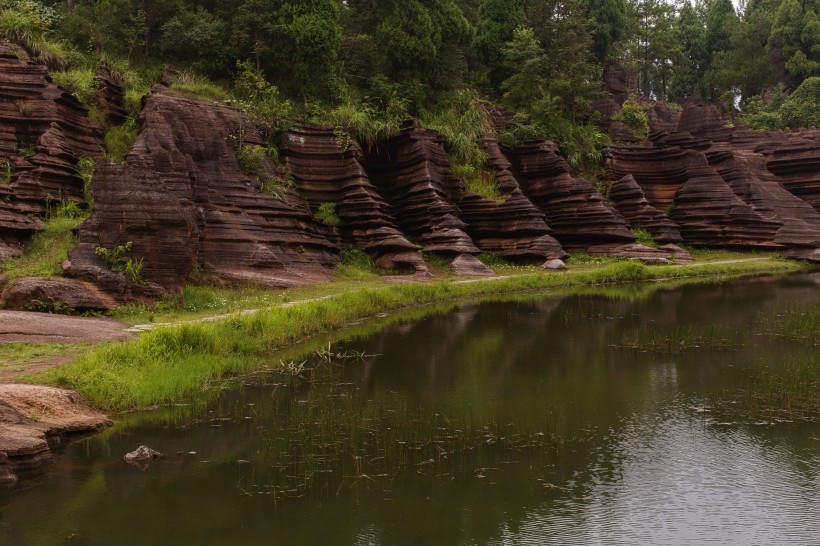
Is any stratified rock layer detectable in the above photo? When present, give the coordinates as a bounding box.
[592,61,820,260]
[0,384,111,486]
[608,174,683,244]
[67,84,338,299]
[282,124,425,272]
[94,61,128,125]
[505,140,636,250]
[762,136,820,213]
[0,41,102,261]
[608,146,783,248]
[455,138,566,261]
[362,121,481,257]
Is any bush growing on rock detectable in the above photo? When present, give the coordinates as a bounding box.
[779,77,820,129]
[613,99,650,141]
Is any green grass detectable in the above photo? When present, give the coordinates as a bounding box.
[632,228,657,248]
[103,120,138,163]
[0,343,88,377]
[32,258,807,411]
[454,164,506,203]
[726,355,820,422]
[334,248,378,280]
[50,67,96,106]
[169,71,231,102]
[1,202,87,279]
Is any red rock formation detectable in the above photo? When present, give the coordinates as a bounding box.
[455,138,566,262]
[0,41,102,261]
[1,277,117,311]
[648,102,682,134]
[66,84,338,300]
[505,140,637,251]
[608,174,683,244]
[362,121,482,258]
[761,136,820,213]
[601,60,637,106]
[0,384,111,485]
[706,144,820,259]
[677,103,733,141]
[609,144,782,248]
[94,61,128,125]
[282,124,425,272]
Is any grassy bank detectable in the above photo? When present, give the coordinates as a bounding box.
[29,258,808,411]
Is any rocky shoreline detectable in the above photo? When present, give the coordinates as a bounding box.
[0,384,111,486]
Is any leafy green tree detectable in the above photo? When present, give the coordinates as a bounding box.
[525,0,600,117]
[587,0,627,63]
[624,0,679,98]
[702,0,740,99]
[769,0,820,85]
[726,0,778,99]
[474,0,525,89]
[160,8,232,77]
[779,76,820,127]
[670,0,706,98]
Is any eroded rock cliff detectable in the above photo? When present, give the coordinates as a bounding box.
[0,42,101,261]
[65,84,339,301]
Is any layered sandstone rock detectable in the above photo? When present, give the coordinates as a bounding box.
[0,384,111,486]
[706,145,820,259]
[608,146,783,249]
[504,140,636,250]
[455,138,566,262]
[94,61,128,125]
[1,276,118,312]
[647,102,682,134]
[761,136,820,213]
[282,124,425,272]
[676,103,733,141]
[362,121,484,265]
[608,174,683,244]
[66,84,338,300]
[0,41,102,261]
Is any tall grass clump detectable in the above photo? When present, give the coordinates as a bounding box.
[421,89,494,169]
[715,354,820,423]
[170,70,231,102]
[103,119,138,163]
[321,93,409,150]
[632,228,657,247]
[334,248,378,280]
[0,0,66,70]
[50,67,96,106]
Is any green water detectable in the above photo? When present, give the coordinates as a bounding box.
[2,274,819,545]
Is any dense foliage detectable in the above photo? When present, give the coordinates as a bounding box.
[2,0,819,160]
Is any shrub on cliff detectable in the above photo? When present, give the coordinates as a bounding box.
[612,99,650,141]
[779,77,820,129]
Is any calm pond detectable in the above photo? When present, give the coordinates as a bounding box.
[2,274,819,545]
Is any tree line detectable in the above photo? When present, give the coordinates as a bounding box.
[3,0,820,147]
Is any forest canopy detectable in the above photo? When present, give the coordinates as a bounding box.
[2,0,819,156]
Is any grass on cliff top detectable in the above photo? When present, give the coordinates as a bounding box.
[31,258,807,411]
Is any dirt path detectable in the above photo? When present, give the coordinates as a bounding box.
[0,311,132,344]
